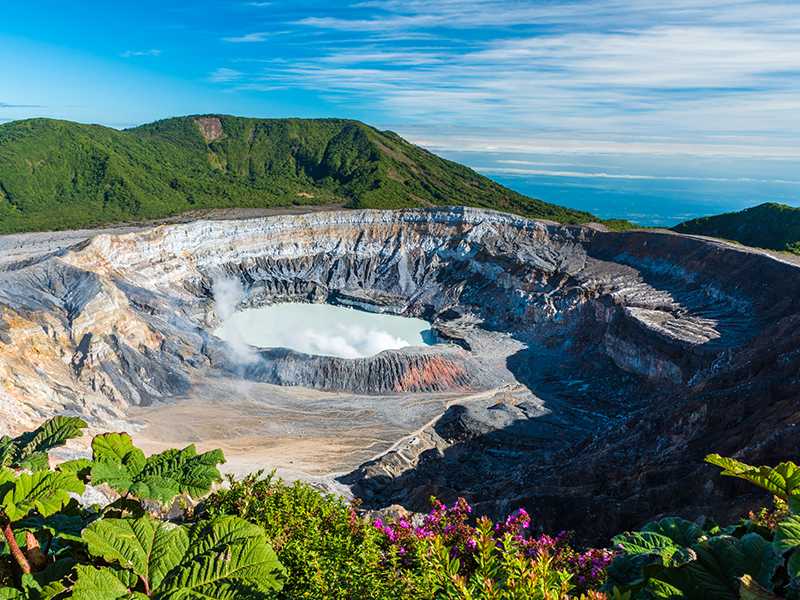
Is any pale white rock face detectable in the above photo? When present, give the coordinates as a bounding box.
[0,206,795,435]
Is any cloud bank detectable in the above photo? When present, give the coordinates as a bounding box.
[215,0,800,142]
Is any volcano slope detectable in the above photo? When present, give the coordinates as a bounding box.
[0,207,797,543]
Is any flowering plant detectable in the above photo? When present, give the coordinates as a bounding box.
[370,497,614,593]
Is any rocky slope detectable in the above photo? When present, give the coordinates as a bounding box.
[0,207,797,542]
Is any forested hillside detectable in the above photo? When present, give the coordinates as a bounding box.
[0,115,632,233]
[673,202,800,254]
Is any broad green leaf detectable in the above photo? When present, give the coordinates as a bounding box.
[158,516,286,598]
[91,458,137,494]
[17,513,88,544]
[36,582,67,600]
[0,438,14,471]
[9,571,69,600]
[92,434,146,474]
[3,417,87,471]
[644,577,685,598]
[0,470,84,521]
[57,458,93,481]
[604,551,652,591]
[15,454,49,473]
[774,514,800,555]
[706,454,800,511]
[182,516,274,559]
[652,535,780,600]
[90,434,224,506]
[29,557,79,591]
[127,477,178,507]
[13,417,87,456]
[614,531,682,562]
[82,518,182,589]
[774,515,800,587]
[155,536,285,600]
[0,587,24,599]
[0,467,15,501]
[19,573,43,596]
[643,518,704,549]
[740,574,784,600]
[787,551,800,581]
[642,561,670,581]
[699,517,725,536]
[139,445,225,500]
[741,533,783,589]
[99,498,146,520]
[669,547,698,568]
[82,515,285,599]
[0,468,13,484]
[71,565,134,600]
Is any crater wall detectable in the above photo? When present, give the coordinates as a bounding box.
[0,207,797,541]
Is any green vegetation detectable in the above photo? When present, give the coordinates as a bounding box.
[603,455,800,599]
[75,515,286,599]
[60,431,226,506]
[0,115,634,234]
[201,470,394,598]
[1,417,87,472]
[673,203,800,255]
[3,417,797,599]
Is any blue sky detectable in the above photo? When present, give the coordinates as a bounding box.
[2,0,799,225]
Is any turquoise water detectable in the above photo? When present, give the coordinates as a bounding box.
[215,303,435,359]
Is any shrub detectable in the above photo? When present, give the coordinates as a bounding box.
[200,470,417,599]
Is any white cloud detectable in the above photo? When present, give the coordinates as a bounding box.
[214,0,796,141]
[482,166,800,185]
[0,102,41,108]
[119,49,161,58]
[207,68,244,83]
[224,32,275,42]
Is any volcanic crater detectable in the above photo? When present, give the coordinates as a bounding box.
[1,207,798,543]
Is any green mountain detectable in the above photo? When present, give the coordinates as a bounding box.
[672,202,800,254]
[0,115,632,234]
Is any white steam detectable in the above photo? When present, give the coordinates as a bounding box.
[212,277,244,322]
[277,324,409,359]
[211,277,260,365]
[214,303,432,359]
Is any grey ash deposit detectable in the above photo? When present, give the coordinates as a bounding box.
[0,207,798,543]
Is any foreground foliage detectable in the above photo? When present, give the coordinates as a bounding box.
[59,431,226,506]
[0,417,87,472]
[603,455,800,599]
[76,515,286,599]
[202,471,614,599]
[2,418,797,599]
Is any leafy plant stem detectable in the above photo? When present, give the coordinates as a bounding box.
[139,573,151,596]
[1,518,30,575]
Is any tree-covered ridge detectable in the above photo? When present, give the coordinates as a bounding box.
[672,203,800,255]
[0,115,633,234]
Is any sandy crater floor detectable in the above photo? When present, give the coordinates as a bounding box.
[127,371,516,484]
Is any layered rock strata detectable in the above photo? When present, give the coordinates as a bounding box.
[0,207,797,542]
